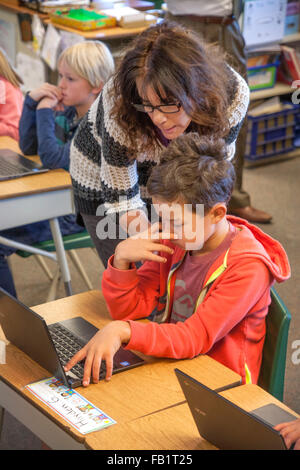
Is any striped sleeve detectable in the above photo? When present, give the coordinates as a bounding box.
[70,82,147,215]
[225,67,250,160]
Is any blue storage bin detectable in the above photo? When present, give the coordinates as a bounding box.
[247,62,280,92]
[245,106,299,161]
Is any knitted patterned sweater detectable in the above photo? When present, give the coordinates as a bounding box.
[70,67,249,217]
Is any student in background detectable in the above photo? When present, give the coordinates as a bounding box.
[0,41,114,297]
[19,40,114,169]
[65,133,290,387]
[0,48,24,141]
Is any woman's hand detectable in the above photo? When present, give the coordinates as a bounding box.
[64,321,132,386]
[113,223,176,270]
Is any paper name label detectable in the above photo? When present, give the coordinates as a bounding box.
[26,377,116,434]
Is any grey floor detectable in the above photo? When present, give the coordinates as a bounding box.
[1,155,300,449]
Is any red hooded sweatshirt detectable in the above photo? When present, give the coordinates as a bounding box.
[102,216,290,384]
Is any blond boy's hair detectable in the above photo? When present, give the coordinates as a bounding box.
[0,48,23,88]
[58,41,115,88]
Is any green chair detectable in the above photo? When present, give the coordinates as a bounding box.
[15,231,96,301]
[258,286,291,402]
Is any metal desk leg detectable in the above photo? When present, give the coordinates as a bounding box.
[49,218,73,297]
[0,406,4,440]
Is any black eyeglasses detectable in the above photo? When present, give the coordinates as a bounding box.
[131,102,182,114]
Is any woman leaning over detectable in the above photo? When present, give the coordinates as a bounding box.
[70,21,249,267]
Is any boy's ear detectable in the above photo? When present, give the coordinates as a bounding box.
[92,83,104,96]
[210,203,227,223]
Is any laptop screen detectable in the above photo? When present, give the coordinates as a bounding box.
[175,368,288,450]
[0,288,69,386]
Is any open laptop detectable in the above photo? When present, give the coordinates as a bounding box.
[0,148,49,181]
[0,288,145,388]
[175,368,298,450]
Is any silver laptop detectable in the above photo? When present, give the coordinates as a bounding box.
[0,148,49,181]
[0,288,145,388]
[175,368,297,450]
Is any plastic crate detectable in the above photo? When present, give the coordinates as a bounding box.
[245,106,299,161]
[247,62,279,92]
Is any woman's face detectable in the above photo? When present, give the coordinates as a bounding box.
[136,79,192,140]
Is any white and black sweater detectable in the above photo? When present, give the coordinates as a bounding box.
[70,68,249,216]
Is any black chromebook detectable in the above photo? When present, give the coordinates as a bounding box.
[0,288,145,388]
[0,148,49,181]
[175,368,298,450]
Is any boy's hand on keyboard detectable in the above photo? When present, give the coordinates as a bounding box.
[64,321,132,386]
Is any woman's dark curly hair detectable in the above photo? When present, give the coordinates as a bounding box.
[110,21,233,155]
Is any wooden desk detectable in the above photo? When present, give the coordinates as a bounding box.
[46,21,149,40]
[0,0,155,14]
[0,0,153,40]
[0,136,74,295]
[87,384,300,450]
[86,402,218,450]
[0,290,241,450]
[0,137,71,201]
[0,0,47,18]
[220,384,300,418]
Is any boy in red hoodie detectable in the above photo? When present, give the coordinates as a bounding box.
[65,133,290,386]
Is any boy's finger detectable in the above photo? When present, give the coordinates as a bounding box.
[143,252,169,263]
[46,83,60,92]
[105,356,114,381]
[82,350,96,386]
[149,242,174,254]
[64,348,86,371]
[91,353,102,384]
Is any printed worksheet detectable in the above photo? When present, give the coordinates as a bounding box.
[26,377,116,434]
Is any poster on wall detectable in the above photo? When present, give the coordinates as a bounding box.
[16,52,46,93]
[0,19,16,66]
[242,0,287,50]
[59,30,85,53]
[41,24,61,70]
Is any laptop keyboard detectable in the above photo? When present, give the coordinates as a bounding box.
[48,323,109,380]
[0,159,30,176]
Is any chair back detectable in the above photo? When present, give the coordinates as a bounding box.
[16,231,94,257]
[258,287,291,401]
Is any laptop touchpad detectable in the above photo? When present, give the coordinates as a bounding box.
[251,403,298,427]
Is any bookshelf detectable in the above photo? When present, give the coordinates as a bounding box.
[250,32,300,100]
[245,148,300,167]
[250,83,292,101]
[248,34,300,166]
[281,32,300,44]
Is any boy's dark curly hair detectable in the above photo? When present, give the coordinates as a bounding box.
[147,133,236,213]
